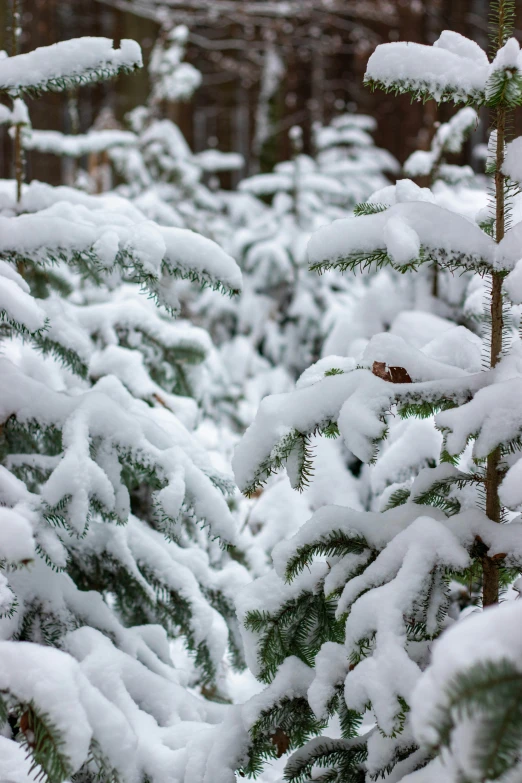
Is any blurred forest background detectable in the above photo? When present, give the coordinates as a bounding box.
[1,0,521,187]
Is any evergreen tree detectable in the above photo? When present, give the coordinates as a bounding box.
[202,125,361,380]
[0,35,249,783]
[403,106,478,188]
[313,113,399,209]
[222,3,522,782]
[403,106,482,302]
[109,23,242,240]
[148,23,202,105]
[21,120,137,191]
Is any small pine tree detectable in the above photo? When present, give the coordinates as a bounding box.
[148,23,202,105]
[404,106,482,301]
[403,106,478,187]
[0,35,248,783]
[314,113,399,208]
[219,126,353,378]
[21,119,137,191]
[225,3,522,782]
[109,24,241,239]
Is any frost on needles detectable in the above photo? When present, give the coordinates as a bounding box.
[0,34,251,783]
[232,6,522,783]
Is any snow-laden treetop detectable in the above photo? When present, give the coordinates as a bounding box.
[0,37,142,96]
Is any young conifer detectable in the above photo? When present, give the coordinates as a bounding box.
[227,2,522,782]
[0,35,247,783]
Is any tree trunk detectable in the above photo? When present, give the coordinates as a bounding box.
[483,4,510,607]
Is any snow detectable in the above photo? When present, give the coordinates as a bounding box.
[503,136,522,186]
[365,30,522,110]
[0,736,37,783]
[437,377,522,468]
[404,107,478,181]
[505,259,522,304]
[24,128,138,156]
[0,506,35,564]
[10,97,29,125]
[0,203,242,297]
[411,602,522,780]
[307,642,349,719]
[241,655,314,727]
[403,150,436,178]
[363,332,470,381]
[236,563,328,675]
[0,38,142,95]
[3,14,521,783]
[383,215,421,265]
[369,418,442,495]
[160,226,242,293]
[0,642,93,769]
[489,36,520,72]
[390,311,455,349]
[254,44,285,154]
[271,503,446,580]
[262,498,522,748]
[0,356,238,544]
[365,32,489,103]
[233,371,372,490]
[315,125,373,152]
[308,201,495,273]
[239,158,345,198]
[149,25,202,103]
[0,260,46,332]
[370,179,436,206]
[233,362,486,492]
[195,150,244,173]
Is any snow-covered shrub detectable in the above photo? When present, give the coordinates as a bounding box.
[403,106,486,302]
[314,113,399,207]
[109,24,241,240]
[111,107,223,233]
[221,119,397,379]
[228,4,522,782]
[148,23,202,104]
[0,36,250,783]
[200,127,349,378]
[409,597,522,783]
[404,106,478,186]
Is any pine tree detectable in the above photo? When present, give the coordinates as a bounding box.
[403,106,482,302]
[222,3,522,782]
[226,117,397,380]
[218,126,353,378]
[148,23,202,105]
[109,23,241,240]
[403,106,478,188]
[313,113,399,209]
[0,35,249,783]
[21,119,137,191]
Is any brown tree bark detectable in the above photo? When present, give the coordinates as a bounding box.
[482,5,511,608]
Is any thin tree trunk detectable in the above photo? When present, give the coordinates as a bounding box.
[483,7,509,607]
[14,124,24,203]
[10,0,24,203]
[10,0,21,57]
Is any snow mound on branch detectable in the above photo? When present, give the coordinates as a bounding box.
[365,32,489,102]
[365,31,522,106]
[0,38,142,95]
[307,201,495,272]
[24,128,137,156]
[411,601,522,780]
